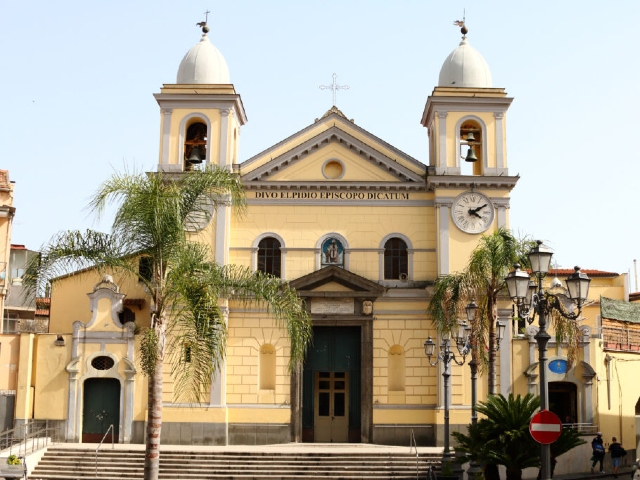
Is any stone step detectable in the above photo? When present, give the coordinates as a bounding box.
[30,446,442,480]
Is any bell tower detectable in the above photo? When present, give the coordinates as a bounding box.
[153,20,247,268]
[154,22,247,173]
[422,23,519,275]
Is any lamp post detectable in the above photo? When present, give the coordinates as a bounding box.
[424,323,470,461]
[464,300,506,478]
[505,241,590,480]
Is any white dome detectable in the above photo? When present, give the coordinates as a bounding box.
[438,38,492,88]
[176,34,230,84]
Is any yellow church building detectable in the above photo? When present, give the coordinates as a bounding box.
[5,21,640,464]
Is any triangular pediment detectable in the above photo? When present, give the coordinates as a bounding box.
[290,266,385,298]
[240,109,426,188]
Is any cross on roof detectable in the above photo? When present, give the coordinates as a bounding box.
[319,73,349,107]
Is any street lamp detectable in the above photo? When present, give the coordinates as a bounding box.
[505,240,591,480]
[424,324,470,461]
[464,301,505,478]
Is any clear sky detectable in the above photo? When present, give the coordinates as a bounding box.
[2,1,639,290]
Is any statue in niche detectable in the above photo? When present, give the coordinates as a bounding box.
[321,238,343,267]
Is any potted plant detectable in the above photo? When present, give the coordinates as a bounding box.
[1,455,25,479]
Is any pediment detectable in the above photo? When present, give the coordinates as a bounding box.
[290,266,385,298]
[240,110,426,188]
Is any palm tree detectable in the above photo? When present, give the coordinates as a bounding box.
[453,393,541,480]
[453,394,586,480]
[428,228,533,394]
[25,167,312,480]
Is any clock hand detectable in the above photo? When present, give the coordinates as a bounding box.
[467,208,483,219]
[468,204,489,216]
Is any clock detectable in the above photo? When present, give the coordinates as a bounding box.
[451,191,495,234]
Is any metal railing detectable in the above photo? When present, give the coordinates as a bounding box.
[409,428,421,480]
[0,421,62,456]
[95,424,115,477]
[562,422,599,434]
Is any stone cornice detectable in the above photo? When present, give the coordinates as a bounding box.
[426,174,519,191]
[421,94,514,127]
[242,181,426,191]
[153,93,247,125]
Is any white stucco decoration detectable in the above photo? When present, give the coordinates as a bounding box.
[438,38,492,88]
[177,34,230,84]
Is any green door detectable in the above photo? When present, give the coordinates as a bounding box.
[303,326,361,442]
[82,378,120,443]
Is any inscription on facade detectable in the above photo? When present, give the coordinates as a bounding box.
[311,298,354,314]
[254,191,409,200]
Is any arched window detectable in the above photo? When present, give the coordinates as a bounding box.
[459,119,483,176]
[184,122,208,170]
[384,238,408,280]
[257,237,282,277]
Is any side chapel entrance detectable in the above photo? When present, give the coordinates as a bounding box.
[82,378,120,442]
[549,381,578,424]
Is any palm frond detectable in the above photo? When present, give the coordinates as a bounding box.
[23,229,134,298]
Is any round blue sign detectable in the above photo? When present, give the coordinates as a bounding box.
[549,359,567,374]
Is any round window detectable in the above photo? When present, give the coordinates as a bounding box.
[91,356,115,371]
[323,160,344,179]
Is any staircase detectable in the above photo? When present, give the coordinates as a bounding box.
[29,445,443,479]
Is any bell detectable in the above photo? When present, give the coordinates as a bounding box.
[466,132,476,143]
[187,146,203,164]
[465,146,478,162]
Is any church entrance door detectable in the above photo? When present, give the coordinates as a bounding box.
[314,371,349,442]
[82,378,120,443]
[303,326,361,443]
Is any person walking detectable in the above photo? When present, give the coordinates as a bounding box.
[591,431,605,474]
[608,436,626,478]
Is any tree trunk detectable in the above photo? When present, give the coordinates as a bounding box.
[144,319,166,480]
[487,295,497,395]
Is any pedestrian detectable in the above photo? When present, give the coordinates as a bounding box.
[591,431,605,473]
[608,436,626,478]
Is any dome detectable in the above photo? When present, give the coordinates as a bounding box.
[438,37,492,88]
[176,33,230,84]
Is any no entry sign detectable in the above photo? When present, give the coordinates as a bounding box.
[529,409,562,444]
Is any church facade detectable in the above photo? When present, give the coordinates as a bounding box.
[8,22,639,458]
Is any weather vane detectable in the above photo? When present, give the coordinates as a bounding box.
[453,9,468,37]
[319,73,349,107]
[197,10,211,33]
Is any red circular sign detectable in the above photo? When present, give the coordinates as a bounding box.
[529,410,562,444]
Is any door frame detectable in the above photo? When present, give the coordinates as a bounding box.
[291,317,373,443]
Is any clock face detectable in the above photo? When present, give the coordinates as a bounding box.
[451,192,495,234]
